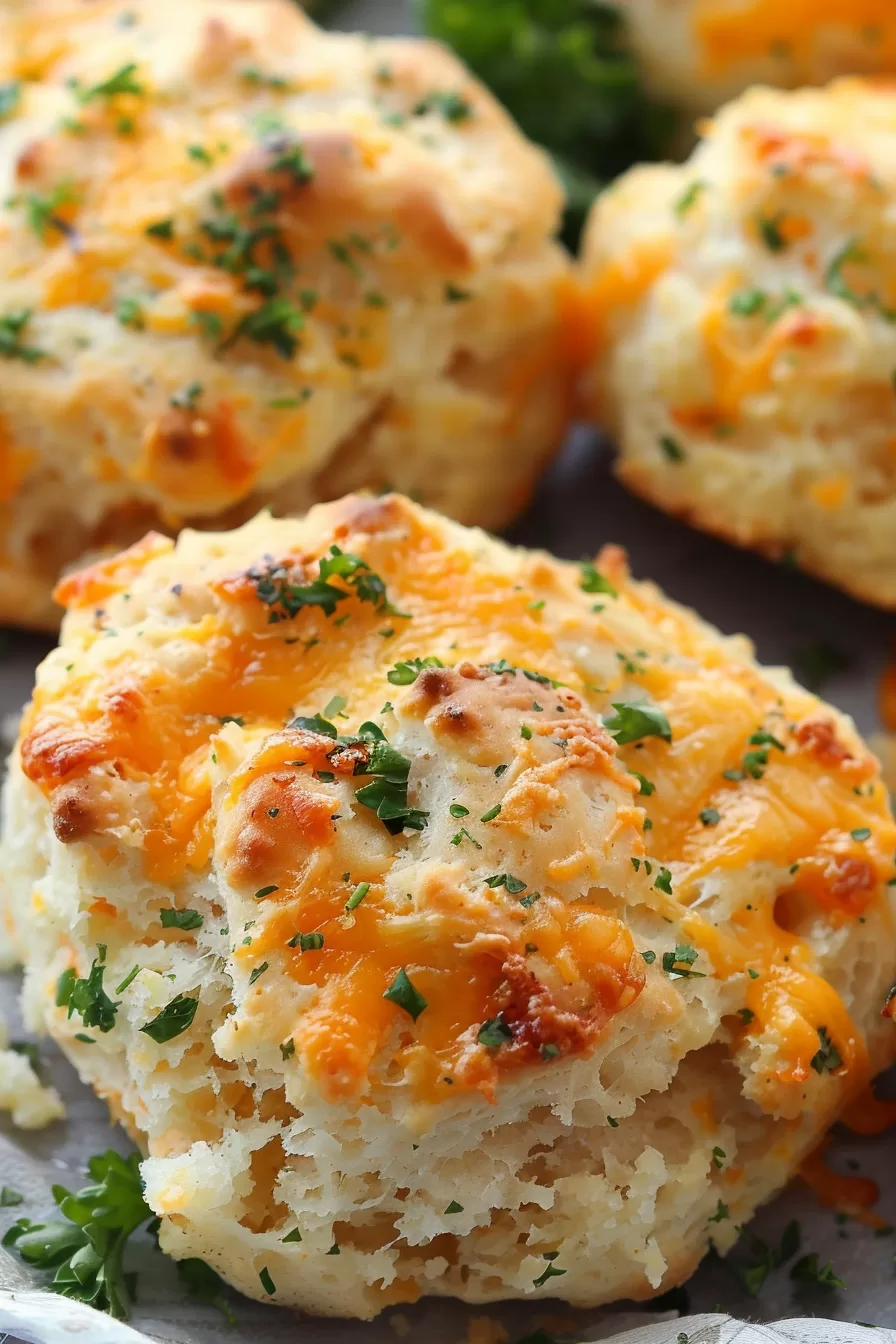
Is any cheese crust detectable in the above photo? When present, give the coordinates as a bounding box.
[622,0,896,112]
[0,0,573,629]
[580,78,896,609]
[3,492,895,1317]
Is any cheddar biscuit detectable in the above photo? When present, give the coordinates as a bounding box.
[622,0,896,113]
[0,0,572,629]
[580,80,896,609]
[3,493,894,1317]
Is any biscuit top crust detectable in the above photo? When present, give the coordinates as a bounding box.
[19,494,896,1105]
[0,0,563,514]
[691,1,896,84]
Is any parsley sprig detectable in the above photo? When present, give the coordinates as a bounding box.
[56,948,119,1034]
[0,309,45,363]
[250,545,395,622]
[3,1151,151,1319]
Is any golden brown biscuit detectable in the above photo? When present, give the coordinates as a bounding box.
[3,493,894,1316]
[622,0,896,113]
[580,79,896,609]
[0,0,574,629]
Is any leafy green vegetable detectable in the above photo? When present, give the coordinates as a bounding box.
[0,81,21,122]
[790,1252,845,1290]
[3,1151,151,1319]
[387,655,444,685]
[419,0,674,241]
[177,1257,236,1324]
[0,309,45,363]
[160,908,203,931]
[56,949,119,1034]
[735,1220,801,1297]
[75,63,144,104]
[603,701,672,746]
[810,1025,842,1074]
[250,544,394,622]
[478,1015,513,1047]
[579,560,617,598]
[140,993,198,1044]
[383,968,428,1021]
[348,722,428,833]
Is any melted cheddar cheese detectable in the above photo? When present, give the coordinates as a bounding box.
[14,494,896,1114]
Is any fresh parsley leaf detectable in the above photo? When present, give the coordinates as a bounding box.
[662,944,705,978]
[159,909,203,931]
[604,702,672,746]
[757,211,788,252]
[421,0,674,244]
[0,81,21,122]
[76,63,143,103]
[219,296,304,358]
[250,545,393,622]
[4,1150,151,1319]
[383,968,427,1021]
[579,560,617,598]
[348,721,428,833]
[790,1252,845,1290]
[345,883,369,912]
[659,433,685,463]
[675,180,706,216]
[140,994,198,1044]
[478,1015,513,1047]
[0,309,45,363]
[810,1025,842,1074]
[177,1258,236,1325]
[55,952,118,1033]
[387,656,444,685]
[485,873,527,894]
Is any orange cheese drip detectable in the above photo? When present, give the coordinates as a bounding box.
[800,1144,885,1229]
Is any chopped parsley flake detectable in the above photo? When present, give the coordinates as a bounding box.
[662,943,705,978]
[810,1025,842,1074]
[604,702,672,746]
[699,807,721,827]
[757,211,788,252]
[75,62,143,103]
[383,968,427,1021]
[659,434,685,463]
[480,805,502,823]
[0,82,21,122]
[0,310,45,363]
[478,1015,513,1047]
[259,1266,276,1295]
[387,655,444,685]
[250,544,395,622]
[415,90,473,122]
[675,180,706,216]
[56,950,118,1033]
[485,873,527,894]
[160,909,203,931]
[729,287,766,317]
[579,560,618,598]
[444,1200,464,1214]
[345,883,370,912]
[851,827,871,842]
[533,1255,566,1288]
[140,994,198,1043]
[255,885,279,900]
[248,962,269,985]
